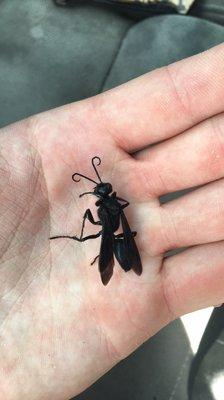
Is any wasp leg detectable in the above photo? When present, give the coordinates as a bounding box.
[112,193,129,209]
[115,231,137,239]
[74,231,102,242]
[79,209,101,239]
[50,230,102,242]
[121,202,129,210]
[50,208,101,241]
[90,254,99,265]
[117,196,130,209]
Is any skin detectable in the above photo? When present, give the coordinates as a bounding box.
[0,43,224,400]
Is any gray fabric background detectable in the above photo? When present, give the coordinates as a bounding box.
[0,1,133,127]
[0,1,224,399]
[102,14,224,90]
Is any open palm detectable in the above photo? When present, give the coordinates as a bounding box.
[1,44,224,400]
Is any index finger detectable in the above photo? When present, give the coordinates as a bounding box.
[96,43,224,152]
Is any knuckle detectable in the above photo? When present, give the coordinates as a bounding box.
[159,206,180,253]
[165,64,195,123]
[208,115,224,174]
[161,260,179,320]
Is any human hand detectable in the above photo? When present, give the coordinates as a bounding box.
[1,43,224,400]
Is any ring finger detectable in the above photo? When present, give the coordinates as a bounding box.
[136,177,224,256]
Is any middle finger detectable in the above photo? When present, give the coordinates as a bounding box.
[135,112,224,198]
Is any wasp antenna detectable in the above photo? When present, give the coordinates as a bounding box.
[92,156,102,183]
[72,173,97,185]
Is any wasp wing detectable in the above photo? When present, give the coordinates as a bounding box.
[115,210,142,275]
[98,208,115,285]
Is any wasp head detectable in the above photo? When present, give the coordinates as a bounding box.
[94,182,112,197]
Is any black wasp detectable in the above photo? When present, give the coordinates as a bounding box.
[50,156,142,285]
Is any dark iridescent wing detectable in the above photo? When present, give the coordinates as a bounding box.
[117,210,142,275]
[98,209,115,285]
